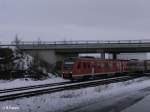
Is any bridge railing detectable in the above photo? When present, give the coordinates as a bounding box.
[14,39,150,45]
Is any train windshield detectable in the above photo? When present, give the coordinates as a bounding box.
[63,58,76,70]
[63,61,75,70]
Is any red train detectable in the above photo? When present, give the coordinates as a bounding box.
[62,57,129,80]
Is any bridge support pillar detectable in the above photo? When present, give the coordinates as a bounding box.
[113,53,117,60]
[24,50,60,71]
[101,53,105,59]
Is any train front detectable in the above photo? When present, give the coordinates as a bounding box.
[62,58,76,79]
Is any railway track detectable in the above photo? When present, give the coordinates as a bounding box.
[0,75,141,101]
[0,81,72,94]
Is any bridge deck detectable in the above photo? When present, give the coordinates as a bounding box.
[1,40,150,53]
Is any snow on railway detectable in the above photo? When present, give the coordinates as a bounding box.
[0,75,68,90]
[0,76,150,112]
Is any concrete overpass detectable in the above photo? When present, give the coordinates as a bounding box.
[8,39,150,66]
[17,40,150,53]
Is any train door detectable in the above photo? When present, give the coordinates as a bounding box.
[91,61,95,76]
[77,61,87,75]
[117,61,121,72]
[83,61,88,74]
[123,61,128,72]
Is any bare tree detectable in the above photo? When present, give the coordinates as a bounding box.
[13,34,21,47]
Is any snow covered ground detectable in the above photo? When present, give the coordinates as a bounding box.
[122,94,150,112]
[0,77,150,112]
[0,75,68,90]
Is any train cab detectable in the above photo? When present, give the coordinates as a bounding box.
[62,57,96,80]
[62,57,76,79]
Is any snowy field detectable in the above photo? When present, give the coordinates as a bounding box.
[0,77,150,112]
[122,94,150,112]
[0,75,68,90]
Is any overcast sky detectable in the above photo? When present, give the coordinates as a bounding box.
[0,0,150,43]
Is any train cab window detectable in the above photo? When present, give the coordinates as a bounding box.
[63,61,75,70]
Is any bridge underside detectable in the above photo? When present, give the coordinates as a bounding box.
[19,41,150,71]
[18,42,150,54]
[55,47,150,53]
[22,46,150,64]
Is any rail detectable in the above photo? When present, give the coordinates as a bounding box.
[0,75,140,101]
[0,81,71,94]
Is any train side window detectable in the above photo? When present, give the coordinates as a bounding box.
[77,62,81,69]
